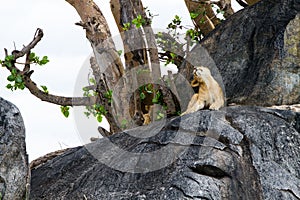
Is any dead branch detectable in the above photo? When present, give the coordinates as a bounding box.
[12,28,43,59]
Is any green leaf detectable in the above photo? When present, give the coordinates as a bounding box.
[6,84,13,90]
[82,87,89,92]
[39,56,49,65]
[5,61,12,68]
[170,52,176,59]
[140,92,146,100]
[15,75,23,83]
[104,90,113,101]
[157,32,163,38]
[7,75,15,82]
[117,50,123,56]
[89,78,96,85]
[5,55,14,62]
[11,69,17,76]
[156,112,165,120]
[19,83,25,90]
[84,111,91,118]
[64,111,69,118]
[60,106,70,118]
[41,85,49,94]
[123,23,131,31]
[99,105,107,114]
[152,98,159,104]
[97,114,103,123]
[190,12,199,19]
[152,91,161,104]
[29,52,36,61]
[132,14,145,28]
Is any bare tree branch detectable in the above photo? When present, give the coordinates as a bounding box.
[23,75,96,106]
[12,28,43,59]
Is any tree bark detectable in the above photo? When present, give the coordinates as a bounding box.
[184,0,221,36]
[110,0,162,126]
[66,0,124,87]
[66,0,126,133]
[244,0,260,5]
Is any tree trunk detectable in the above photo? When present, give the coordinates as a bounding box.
[66,0,125,133]
[184,0,221,36]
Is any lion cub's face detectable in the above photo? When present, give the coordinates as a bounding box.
[194,66,211,78]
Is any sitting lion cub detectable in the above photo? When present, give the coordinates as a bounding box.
[181,66,225,115]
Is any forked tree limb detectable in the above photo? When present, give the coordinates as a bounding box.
[3,28,96,107]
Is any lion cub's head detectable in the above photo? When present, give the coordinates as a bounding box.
[194,66,211,77]
[191,66,211,87]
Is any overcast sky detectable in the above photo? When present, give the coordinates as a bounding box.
[0,0,242,161]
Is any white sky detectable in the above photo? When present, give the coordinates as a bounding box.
[0,0,242,161]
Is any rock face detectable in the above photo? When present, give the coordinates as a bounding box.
[30,106,300,199]
[0,97,28,199]
[195,0,300,106]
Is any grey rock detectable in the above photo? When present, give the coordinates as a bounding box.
[194,0,300,106]
[30,106,300,199]
[0,97,29,199]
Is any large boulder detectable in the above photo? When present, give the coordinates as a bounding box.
[195,0,300,106]
[30,106,300,199]
[0,97,29,199]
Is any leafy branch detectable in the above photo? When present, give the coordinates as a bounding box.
[1,28,96,107]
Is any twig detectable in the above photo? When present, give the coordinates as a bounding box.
[12,28,43,59]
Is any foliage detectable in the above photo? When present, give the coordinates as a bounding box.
[41,85,49,94]
[6,68,25,91]
[29,52,49,66]
[60,106,70,118]
[156,110,165,120]
[123,13,151,31]
[139,84,164,107]
[132,14,146,28]
[104,90,113,104]
[122,23,131,31]
[117,50,123,56]
[1,52,49,91]
[82,84,109,123]
[1,55,14,68]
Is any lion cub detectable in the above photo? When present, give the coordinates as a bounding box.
[181,66,224,115]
